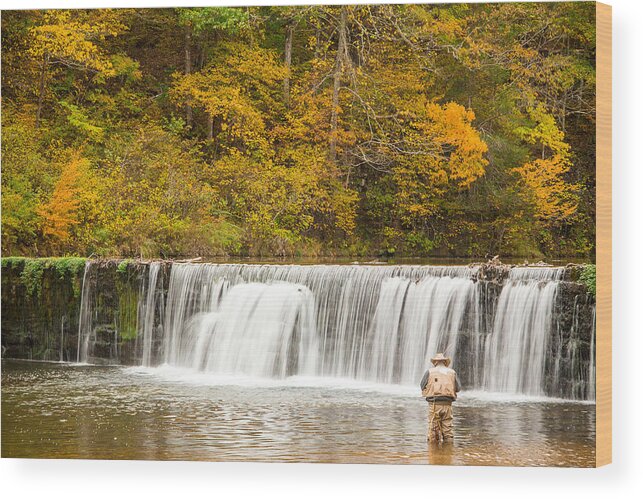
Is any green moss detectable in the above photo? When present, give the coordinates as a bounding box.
[115,275,139,341]
[1,256,27,269]
[579,264,596,297]
[1,257,87,298]
[20,259,46,297]
[117,259,134,274]
[49,257,86,277]
[49,257,86,297]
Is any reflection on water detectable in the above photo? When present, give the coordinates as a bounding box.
[1,360,595,466]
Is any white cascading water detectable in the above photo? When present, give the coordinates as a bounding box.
[482,268,563,395]
[588,307,596,401]
[163,264,230,366]
[159,264,480,386]
[140,262,161,367]
[76,262,596,399]
[76,261,92,363]
[179,282,319,377]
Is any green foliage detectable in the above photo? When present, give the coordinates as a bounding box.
[59,101,104,140]
[116,259,134,274]
[579,264,596,297]
[177,7,248,35]
[162,115,186,135]
[404,233,435,255]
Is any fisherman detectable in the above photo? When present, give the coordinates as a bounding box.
[420,353,460,443]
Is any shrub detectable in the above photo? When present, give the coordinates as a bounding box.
[579,264,596,297]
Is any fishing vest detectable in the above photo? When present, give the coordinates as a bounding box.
[422,367,457,400]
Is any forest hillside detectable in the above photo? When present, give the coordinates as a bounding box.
[1,4,596,258]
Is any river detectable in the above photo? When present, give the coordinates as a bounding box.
[1,360,595,466]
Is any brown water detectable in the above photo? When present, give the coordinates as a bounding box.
[1,360,595,466]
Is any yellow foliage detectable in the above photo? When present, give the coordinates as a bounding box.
[170,42,285,154]
[512,156,578,222]
[1,4,594,257]
[393,102,488,224]
[422,102,488,186]
[28,10,127,74]
[208,146,357,253]
[512,105,578,223]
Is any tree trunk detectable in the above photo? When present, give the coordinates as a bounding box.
[283,23,294,108]
[314,20,322,60]
[330,7,348,162]
[561,92,567,132]
[207,113,214,140]
[184,25,193,128]
[35,53,49,128]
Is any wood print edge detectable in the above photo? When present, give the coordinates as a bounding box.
[595,1,612,468]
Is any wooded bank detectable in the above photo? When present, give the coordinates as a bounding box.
[1,4,596,258]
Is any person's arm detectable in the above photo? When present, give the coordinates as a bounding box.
[454,373,461,393]
[420,370,430,390]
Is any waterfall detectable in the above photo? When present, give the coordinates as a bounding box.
[75,262,596,399]
[77,260,162,365]
[160,264,479,384]
[163,264,230,365]
[171,282,319,377]
[76,261,92,363]
[482,268,560,395]
[140,262,161,367]
[60,316,65,362]
[588,307,596,401]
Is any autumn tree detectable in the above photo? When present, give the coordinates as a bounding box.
[1,5,596,259]
[27,9,128,126]
[513,105,578,223]
[170,41,285,151]
[36,152,101,254]
[173,7,250,137]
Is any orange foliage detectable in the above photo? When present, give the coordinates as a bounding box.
[37,154,87,244]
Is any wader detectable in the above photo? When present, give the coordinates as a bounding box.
[427,400,454,443]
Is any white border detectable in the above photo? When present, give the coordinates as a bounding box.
[1,0,641,497]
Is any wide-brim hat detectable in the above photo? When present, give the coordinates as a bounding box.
[431,353,451,366]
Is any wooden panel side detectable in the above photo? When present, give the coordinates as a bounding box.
[595,1,612,468]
